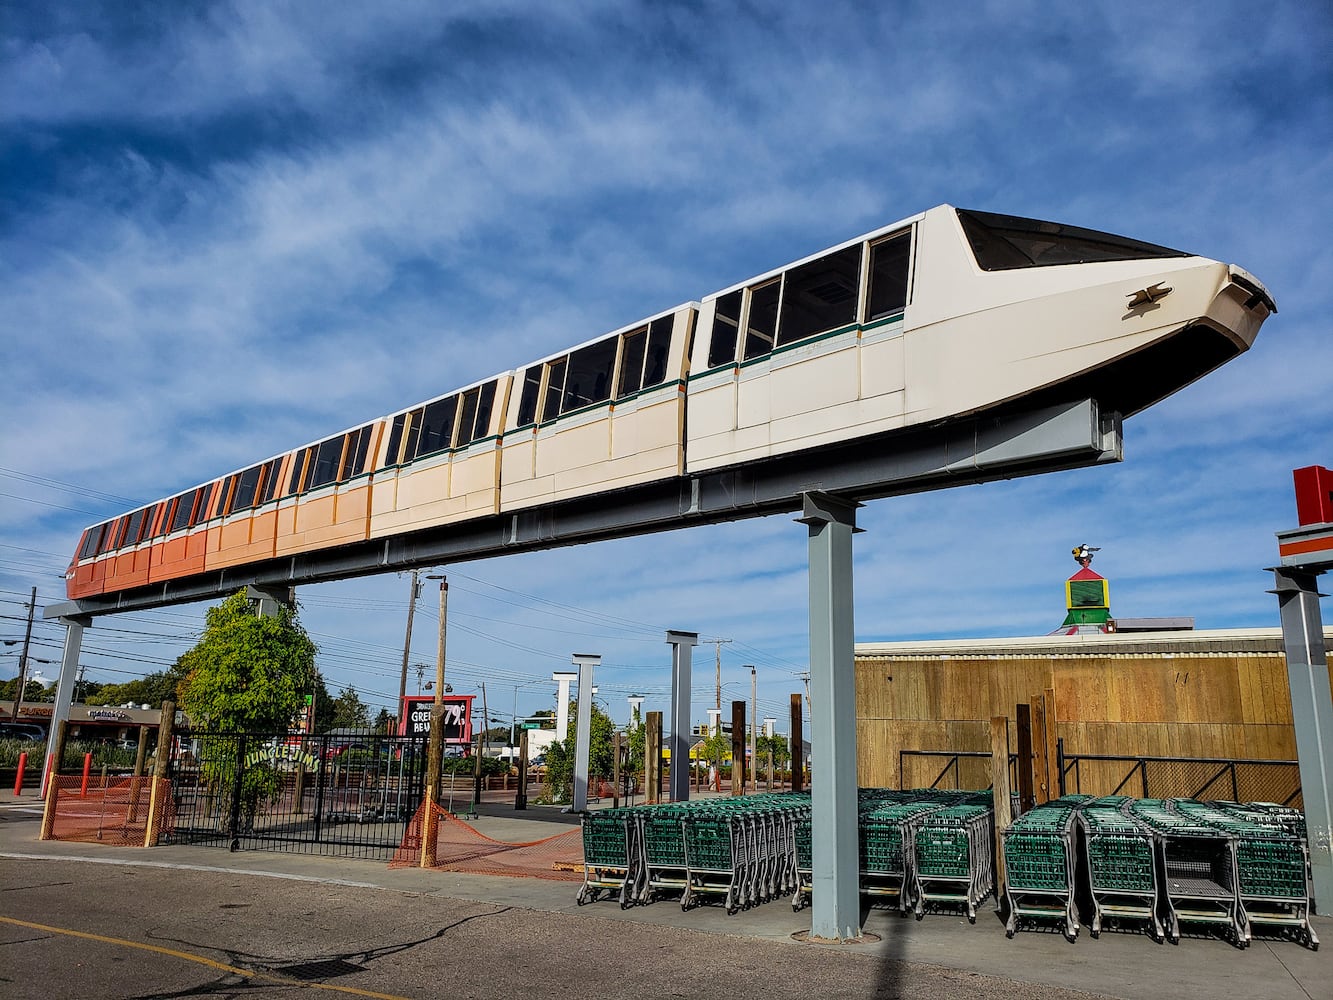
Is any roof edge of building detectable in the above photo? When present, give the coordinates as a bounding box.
[855,625,1332,658]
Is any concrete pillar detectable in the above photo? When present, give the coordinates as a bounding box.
[571,655,598,813]
[666,631,697,802]
[798,491,862,942]
[552,671,577,739]
[1270,567,1333,914]
[44,615,90,795]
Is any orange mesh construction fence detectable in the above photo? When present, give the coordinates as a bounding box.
[41,775,175,847]
[391,801,584,881]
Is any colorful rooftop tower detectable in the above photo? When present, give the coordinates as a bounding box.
[1057,543,1112,634]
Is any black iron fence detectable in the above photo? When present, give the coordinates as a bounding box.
[897,748,1302,809]
[898,750,1018,791]
[1057,752,1302,807]
[166,730,427,858]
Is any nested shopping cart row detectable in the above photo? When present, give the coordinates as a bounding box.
[1000,796,1317,950]
[577,793,807,914]
[790,788,994,919]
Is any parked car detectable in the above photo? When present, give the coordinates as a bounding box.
[0,723,46,742]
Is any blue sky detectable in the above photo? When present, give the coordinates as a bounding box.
[2,2,1330,732]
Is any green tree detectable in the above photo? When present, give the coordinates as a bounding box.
[176,590,318,834]
[701,729,732,783]
[756,733,790,771]
[372,708,394,734]
[330,686,370,729]
[541,699,616,804]
[177,590,318,732]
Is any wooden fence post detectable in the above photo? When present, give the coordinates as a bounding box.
[991,716,1012,896]
[1015,702,1034,815]
[1031,695,1050,805]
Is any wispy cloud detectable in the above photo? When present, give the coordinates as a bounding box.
[2,1,1328,720]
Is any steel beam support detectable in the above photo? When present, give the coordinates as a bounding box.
[798,491,862,941]
[44,615,91,794]
[571,655,598,813]
[1270,567,1333,914]
[246,584,293,617]
[666,630,698,802]
[45,399,1120,620]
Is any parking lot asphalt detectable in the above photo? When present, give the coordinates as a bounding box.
[1,786,1327,1000]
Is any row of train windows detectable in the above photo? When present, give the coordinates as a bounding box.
[383,380,498,467]
[78,423,381,558]
[515,315,676,427]
[705,230,911,370]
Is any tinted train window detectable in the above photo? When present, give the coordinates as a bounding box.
[353,425,373,473]
[957,209,1187,270]
[385,416,406,466]
[198,483,218,523]
[617,327,648,398]
[777,244,861,347]
[457,388,480,447]
[78,528,100,560]
[402,409,423,461]
[743,279,781,360]
[517,367,542,426]
[416,397,456,457]
[563,336,617,413]
[259,457,284,503]
[644,315,674,386]
[458,381,497,445]
[230,465,262,512]
[171,489,199,532]
[307,436,345,489]
[289,449,310,494]
[121,507,147,546]
[707,290,743,368]
[94,520,118,555]
[80,523,106,558]
[542,358,566,424]
[867,232,911,321]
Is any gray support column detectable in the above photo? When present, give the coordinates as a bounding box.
[247,584,293,617]
[571,654,598,813]
[797,491,862,941]
[666,630,699,802]
[1270,568,1333,914]
[45,615,90,792]
[552,672,577,740]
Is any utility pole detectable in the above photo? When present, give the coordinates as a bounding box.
[426,574,448,702]
[8,586,36,725]
[706,637,732,713]
[397,570,421,732]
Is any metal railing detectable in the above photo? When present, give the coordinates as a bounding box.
[167,730,427,857]
[1056,750,1301,806]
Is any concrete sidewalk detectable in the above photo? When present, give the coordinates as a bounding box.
[2,785,1327,1000]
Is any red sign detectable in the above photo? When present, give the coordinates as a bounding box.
[399,694,474,743]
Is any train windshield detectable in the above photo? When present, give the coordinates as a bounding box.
[958,209,1188,271]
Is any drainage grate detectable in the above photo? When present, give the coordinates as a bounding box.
[269,958,365,981]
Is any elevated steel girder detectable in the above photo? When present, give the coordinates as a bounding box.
[46,398,1119,620]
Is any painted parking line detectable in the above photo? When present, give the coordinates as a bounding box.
[0,915,413,1000]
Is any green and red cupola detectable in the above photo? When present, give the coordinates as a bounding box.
[1057,543,1112,633]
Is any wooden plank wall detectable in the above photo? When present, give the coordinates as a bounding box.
[856,651,1303,789]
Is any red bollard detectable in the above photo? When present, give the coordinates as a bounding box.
[81,753,92,797]
[13,752,27,796]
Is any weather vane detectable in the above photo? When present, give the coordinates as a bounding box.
[1072,543,1100,568]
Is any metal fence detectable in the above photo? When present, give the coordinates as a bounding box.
[897,748,1302,809]
[898,750,1018,792]
[166,730,427,858]
[1057,752,1302,807]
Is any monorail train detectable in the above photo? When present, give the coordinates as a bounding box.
[66,205,1275,601]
